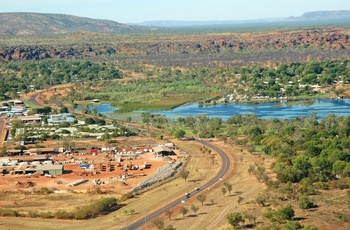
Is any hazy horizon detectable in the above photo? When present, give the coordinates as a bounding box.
[1,0,349,23]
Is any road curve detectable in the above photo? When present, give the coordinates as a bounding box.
[28,92,42,107]
[124,139,232,230]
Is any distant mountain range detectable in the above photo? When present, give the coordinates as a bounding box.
[0,10,350,35]
[0,12,161,35]
[288,10,350,21]
[134,10,350,27]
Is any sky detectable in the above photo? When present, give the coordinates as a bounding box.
[1,0,350,23]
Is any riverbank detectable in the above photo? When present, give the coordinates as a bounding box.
[101,97,350,122]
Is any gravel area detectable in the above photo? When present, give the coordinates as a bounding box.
[131,161,182,193]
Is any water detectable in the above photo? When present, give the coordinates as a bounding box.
[88,104,118,113]
[94,99,350,120]
[142,98,350,120]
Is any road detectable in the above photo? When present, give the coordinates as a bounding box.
[0,117,7,146]
[124,139,232,230]
[28,91,41,107]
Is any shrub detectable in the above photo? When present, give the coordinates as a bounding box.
[277,205,295,221]
[40,187,53,194]
[263,205,295,223]
[284,221,302,230]
[346,190,350,200]
[227,212,244,228]
[28,210,40,218]
[40,211,54,219]
[55,210,75,219]
[0,208,20,217]
[74,197,117,219]
[298,196,315,210]
[153,218,165,230]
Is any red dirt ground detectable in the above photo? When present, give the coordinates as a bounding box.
[0,149,180,194]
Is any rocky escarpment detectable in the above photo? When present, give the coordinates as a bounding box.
[0,46,117,62]
[1,29,349,63]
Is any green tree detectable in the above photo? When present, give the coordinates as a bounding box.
[196,194,207,206]
[227,212,244,229]
[153,218,165,230]
[264,205,295,223]
[174,129,186,139]
[126,116,132,123]
[237,196,244,205]
[277,205,295,222]
[222,187,227,196]
[332,160,347,177]
[298,196,314,210]
[284,221,302,230]
[180,170,190,182]
[180,206,188,218]
[11,119,23,129]
[224,182,233,195]
[293,155,311,178]
[60,106,69,113]
[101,130,111,142]
[141,112,152,133]
[191,204,199,215]
[85,117,95,124]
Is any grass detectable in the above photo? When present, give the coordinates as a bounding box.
[45,194,75,201]
[115,93,220,112]
[254,145,265,154]
[4,201,46,208]
[117,101,186,112]
[22,100,43,109]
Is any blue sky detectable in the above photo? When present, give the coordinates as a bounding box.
[1,0,349,23]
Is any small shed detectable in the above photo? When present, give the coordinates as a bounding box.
[36,165,64,176]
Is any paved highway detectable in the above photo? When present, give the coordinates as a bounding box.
[124,139,232,230]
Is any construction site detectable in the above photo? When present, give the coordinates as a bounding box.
[0,141,183,194]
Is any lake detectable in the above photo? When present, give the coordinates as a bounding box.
[96,99,350,120]
[88,104,118,113]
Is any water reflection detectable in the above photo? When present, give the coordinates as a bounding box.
[141,98,350,120]
[94,99,350,120]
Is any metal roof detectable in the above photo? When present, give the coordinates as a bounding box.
[153,146,171,153]
[36,165,63,171]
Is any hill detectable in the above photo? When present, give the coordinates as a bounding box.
[134,10,350,27]
[132,18,285,27]
[0,12,161,35]
[291,10,350,21]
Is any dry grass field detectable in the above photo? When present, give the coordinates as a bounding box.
[0,139,349,229]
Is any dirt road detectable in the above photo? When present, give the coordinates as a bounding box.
[0,117,7,147]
